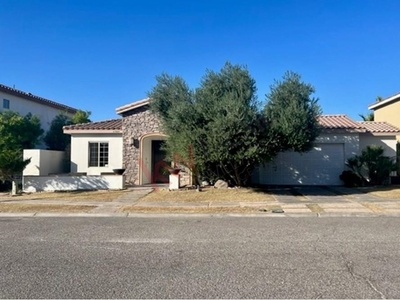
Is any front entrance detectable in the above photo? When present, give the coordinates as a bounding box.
[151,140,170,183]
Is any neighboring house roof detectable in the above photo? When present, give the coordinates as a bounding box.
[318,115,366,131]
[115,98,150,115]
[63,119,122,134]
[358,121,400,134]
[0,83,78,114]
[368,91,400,110]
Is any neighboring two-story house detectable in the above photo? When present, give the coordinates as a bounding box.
[0,83,78,136]
[368,92,400,141]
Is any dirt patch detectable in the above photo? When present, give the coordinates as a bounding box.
[1,190,129,202]
[360,202,385,213]
[0,203,97,213]
[306,203,325,213]
[140,187,274,203]
[363,187,400,199]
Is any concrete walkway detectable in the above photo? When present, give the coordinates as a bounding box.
[1,186,400,217]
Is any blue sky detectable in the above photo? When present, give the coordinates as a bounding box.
[1,0,399,121]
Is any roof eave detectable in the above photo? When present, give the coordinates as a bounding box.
[115,98,151,115]
[321,128,366,134]
[0,84,79,114]
[360,131,400,136]
[368,93,400,110]
[63,129,122,135]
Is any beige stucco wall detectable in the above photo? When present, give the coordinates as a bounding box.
[359,134,398,158]
[374,101,400,140]
[70,133,123,175]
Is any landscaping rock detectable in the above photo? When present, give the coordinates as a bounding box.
[214,180,228,189]
[201,181,209,187]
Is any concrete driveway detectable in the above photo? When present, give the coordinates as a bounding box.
[269,186,400,215]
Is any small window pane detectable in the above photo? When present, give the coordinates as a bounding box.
[89,143,99,167]
[88,142,109,167]
[99,143,109,167]
[3,99,10,109]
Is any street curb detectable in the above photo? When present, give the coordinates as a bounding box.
[0,211,400,218]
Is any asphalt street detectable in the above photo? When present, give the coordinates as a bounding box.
[0,216,399,298]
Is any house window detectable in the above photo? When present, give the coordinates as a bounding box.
[88,142,109,167]
[3,99,10,109]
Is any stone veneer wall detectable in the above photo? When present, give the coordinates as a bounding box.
[121,105,162,185]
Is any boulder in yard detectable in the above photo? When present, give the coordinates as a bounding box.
[214,179,228,189]
[201,181,210,187]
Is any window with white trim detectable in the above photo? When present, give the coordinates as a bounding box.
[88,142,109,167]
[3,99,10,109]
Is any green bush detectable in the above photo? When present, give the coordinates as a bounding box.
[339,170,363,187]
[343,145,397,186]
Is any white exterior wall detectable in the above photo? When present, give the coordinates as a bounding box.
[23,149,65,176]
[70,133,123,175]
[359,134,398,158]
[23,175,125,192]
[254,132,360,185]
[0,90,74,133]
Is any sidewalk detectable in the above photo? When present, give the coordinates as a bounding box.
[1,186,400,217]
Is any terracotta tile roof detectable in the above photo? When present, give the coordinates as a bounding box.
[0,83,78,114]
[358,121,400,133]
[318,115,365,130]
[63,119,122,132]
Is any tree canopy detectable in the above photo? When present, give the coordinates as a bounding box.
[0,111,44,181]
[149,62,322,186]
[44,110,91,151]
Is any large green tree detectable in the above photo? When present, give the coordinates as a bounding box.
[44,110,91,151]
[0,111,44,188]
[264,71,322,153]
[149,63,321,186]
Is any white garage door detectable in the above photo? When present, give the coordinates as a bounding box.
[257,143,345,185]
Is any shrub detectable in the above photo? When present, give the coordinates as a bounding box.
[343,145,397,186]
[339,170,363,187]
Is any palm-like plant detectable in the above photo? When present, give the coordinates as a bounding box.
[359,112,374,121]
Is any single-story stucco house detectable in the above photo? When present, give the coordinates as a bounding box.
[63,98,400,186]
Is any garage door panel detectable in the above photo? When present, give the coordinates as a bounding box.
[258,143,345,185]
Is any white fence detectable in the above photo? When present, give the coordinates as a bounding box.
[23,175,125,192]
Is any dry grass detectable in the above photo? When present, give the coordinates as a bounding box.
[359,186,400,199]
[1,190,129,202]
[120,205,279,214]
[0,203,97,213]
[140,187,274,203]
[306,203,325,213]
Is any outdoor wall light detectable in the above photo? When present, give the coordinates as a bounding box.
[131,137,139,148]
